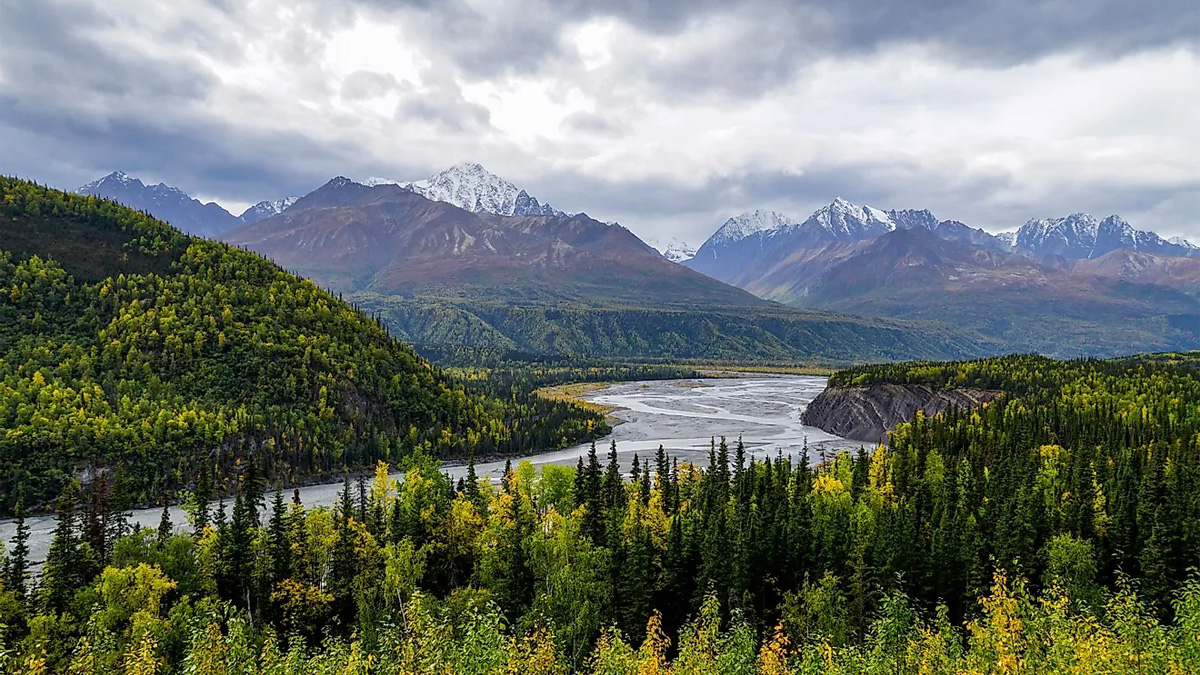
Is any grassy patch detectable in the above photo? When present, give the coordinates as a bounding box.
[535,381,621,418]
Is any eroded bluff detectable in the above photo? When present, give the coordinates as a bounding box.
[802,383,1002,444]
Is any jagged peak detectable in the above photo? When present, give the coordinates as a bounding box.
[325,176,358,188]
[710,209,797,244]
[78,171,142,193]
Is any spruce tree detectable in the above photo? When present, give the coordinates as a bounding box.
[4,485,30,597]
[268,490,291,587]
[39,482,82,614]
[583,442,604,542]
[157,503,173,545]
[640,458,652,507]
[603,440,621,512]
[655,444,669,492]
[330,477,358,626]
[630,454,642,495]
[193,464,212,536]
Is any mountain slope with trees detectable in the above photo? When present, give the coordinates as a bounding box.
[0,177,608,514]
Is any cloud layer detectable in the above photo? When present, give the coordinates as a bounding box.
[2,0,1197,242]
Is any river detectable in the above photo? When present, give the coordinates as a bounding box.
[1,373,857,565]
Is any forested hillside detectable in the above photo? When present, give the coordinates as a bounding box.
[2,353,1197,672]
[358,294,988,363]
[0,178,608,514]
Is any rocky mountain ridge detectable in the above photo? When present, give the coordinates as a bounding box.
[358,162,563,217]
[76,171,241,238]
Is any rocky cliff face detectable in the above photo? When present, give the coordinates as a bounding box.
[802,383,1002,443]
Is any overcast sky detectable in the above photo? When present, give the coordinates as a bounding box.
[2,0,1197,244]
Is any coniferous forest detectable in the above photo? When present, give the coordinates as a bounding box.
[1,351,1198,672]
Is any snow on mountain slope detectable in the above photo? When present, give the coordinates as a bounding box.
[1169,236,1199,250]
[358,163,562,217]
[708,209,797,245]
[77,170,140,193]
[1015,213,1196,259]
[802,198,896,239]
[651,237,697,263]
[239,196,299,224]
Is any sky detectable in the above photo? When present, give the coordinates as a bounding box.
[2,0,1198,245]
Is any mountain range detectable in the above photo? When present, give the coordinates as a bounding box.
[219,175,972,362]
[71,164,1199,359]
[686,198,1200,355]
[76,171,299,237]
[224,175,749,307]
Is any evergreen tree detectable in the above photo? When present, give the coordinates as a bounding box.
[39,481,82,614]
[330,477,358,627]
[157,503,173,545]
[465,455,484,506]
[640,458,652,507]
[193,464,213,536]
[603,440,621,512]
[582,442,604,542]
[4,485,30,597]
[655,444,669,491]
[268,490,292,587]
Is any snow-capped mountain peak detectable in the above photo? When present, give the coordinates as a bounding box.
[361,177,401,187]
[325,176,358,190]
[1014,212,1194,259]
[239,196,299,224]
[1168,236,1198,250]
[653,237,697,263]
[804,198,896,239]
[354,163,561,217]
[78,170,143,194]
[710,209,796,245]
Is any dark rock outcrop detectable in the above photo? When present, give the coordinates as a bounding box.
[802,383,1002,444]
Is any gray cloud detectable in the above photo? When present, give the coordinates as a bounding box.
[340,70,404,100]
[559,111,626,137]
[0,0,1196,244]
[367,0,1198,97]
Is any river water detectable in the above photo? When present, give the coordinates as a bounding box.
[1,374,858,565]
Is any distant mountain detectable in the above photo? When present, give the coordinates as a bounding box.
[686,199,1200,356]
[807,227,1200,355]
[239,196,299,224]
[689,198,1009,289]
[651,237,697,263]
[1169,236,1199,252]
[1072,249,1200,299]
[76,171,240,238]
[226,177,772,307]
[1014,213,1197,259]
[360,163,563,217]
[223,179,985,362]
